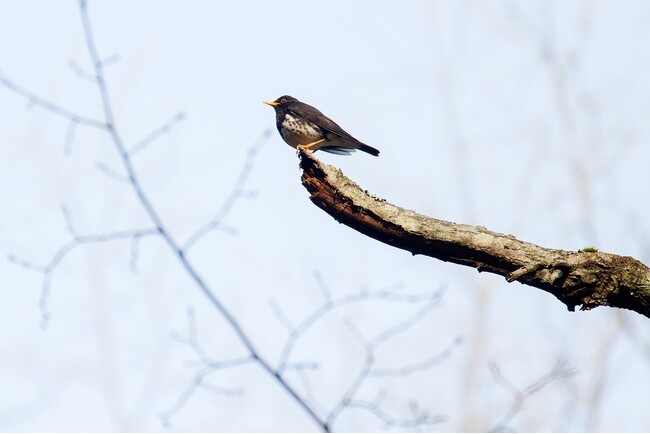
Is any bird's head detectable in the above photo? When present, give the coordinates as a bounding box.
[263,95,299,108]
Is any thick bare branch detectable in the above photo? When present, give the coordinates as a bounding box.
[298,149,650,318]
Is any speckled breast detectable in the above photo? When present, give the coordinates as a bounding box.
[279,113,324,148]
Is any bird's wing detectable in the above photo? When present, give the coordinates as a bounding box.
[289,104,361,144]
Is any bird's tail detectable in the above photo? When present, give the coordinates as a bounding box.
[319,144,380,156]
[358,144,380,156]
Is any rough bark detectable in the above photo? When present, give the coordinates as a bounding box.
[298,149,650,319]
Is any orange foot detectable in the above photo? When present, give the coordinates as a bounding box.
[296,139,325,156]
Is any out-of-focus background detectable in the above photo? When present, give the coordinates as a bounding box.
[1,1,649,431]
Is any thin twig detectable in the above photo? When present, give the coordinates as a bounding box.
[347,399,446,429]
[182,129,270,252]
[68,60,96,82]
[313,270,332,303]
[64,118,78,155]
[100,54,121,68]
[275,279,439,373]
[128,112,186,157]
[9,227,159,327]
[94,160,130,183]
[327,292,440,426]
[60,203,78,238]
[268,298,295,333]
[162,307,253,426]
[489,359,575,432]
[0,74,104,129]
[370,336,462,377]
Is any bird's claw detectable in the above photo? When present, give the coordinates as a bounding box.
[296,145,310,156]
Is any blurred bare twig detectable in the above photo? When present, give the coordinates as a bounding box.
[270,274,460,430]
[128,112,186,157]
[164,277,459,430]
[325,298,453,430]
[182,129,271,251]
[161,307,253,426]
[8,207,158,328]
[273,279,446,374]
[489,358,575,432]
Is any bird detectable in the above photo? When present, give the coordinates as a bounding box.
[263,95,380,156]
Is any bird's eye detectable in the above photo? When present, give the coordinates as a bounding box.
[280,98,286,103]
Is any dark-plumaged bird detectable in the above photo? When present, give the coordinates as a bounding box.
[263,95,380,156]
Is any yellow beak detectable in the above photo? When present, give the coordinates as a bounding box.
[263,100,279,107]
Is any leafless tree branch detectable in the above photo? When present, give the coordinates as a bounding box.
[489,358,575,432]
[370,336,463,377]
[128,112,186,157]
[347,397,446,429]
[162,307,253,426]
[181,129,270,252]
[0,72,105,129]
[8,223,159,328]
[64,118,79,155]
[324,294,453,430]
[265,275,458,430]
[68,60,96,82]
[274,277,444,374]
[298,149,650,318]
[94,160,130,183]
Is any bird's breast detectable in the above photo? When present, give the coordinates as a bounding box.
[279,113,323,147]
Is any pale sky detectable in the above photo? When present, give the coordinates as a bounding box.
[1,1,649,431]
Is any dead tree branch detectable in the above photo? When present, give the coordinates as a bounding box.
[298,149,650,318]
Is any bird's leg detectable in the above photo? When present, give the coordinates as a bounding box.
[296,139,325,156]
[301,139,325,151]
